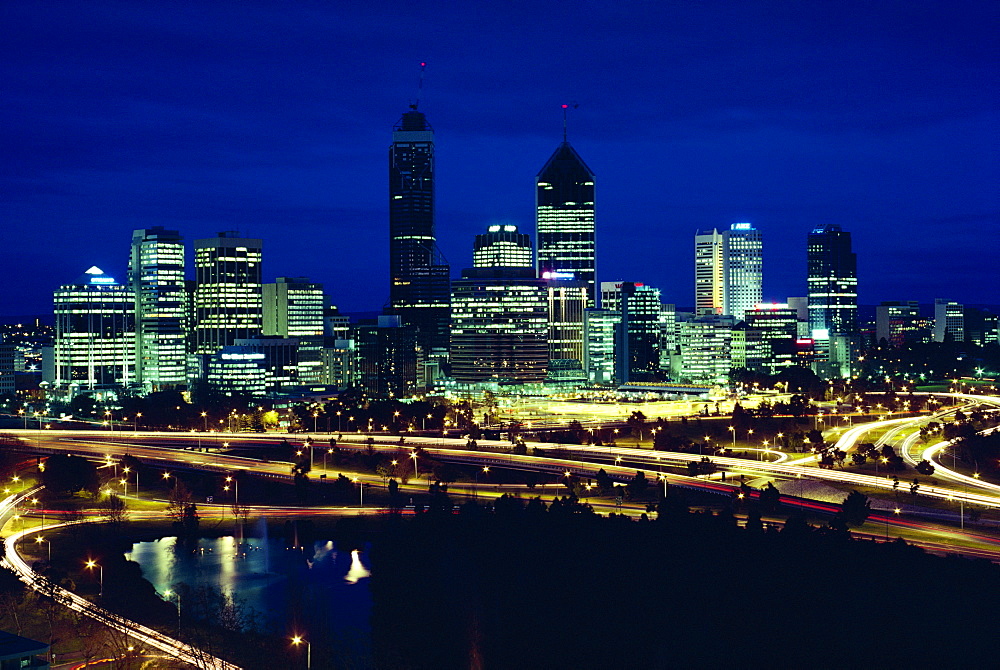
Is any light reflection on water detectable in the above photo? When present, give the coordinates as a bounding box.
[125,535,372,637]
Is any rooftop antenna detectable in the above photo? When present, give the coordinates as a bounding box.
[410,62,426,111]
[562,102,579,142]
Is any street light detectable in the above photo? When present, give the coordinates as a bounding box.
[225,476,239,509]
[410,451,418,480]
[291,636,311,670]
[352,477,364,508]
[133,413,142,434]
[85,560,103,596]
[35,536,50,562]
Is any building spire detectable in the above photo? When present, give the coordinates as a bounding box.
[410,62,427,111]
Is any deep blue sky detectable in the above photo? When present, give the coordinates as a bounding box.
[3,1,997,317]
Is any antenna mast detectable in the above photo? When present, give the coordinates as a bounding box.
[562,102,578,142]
[411,62,426,111]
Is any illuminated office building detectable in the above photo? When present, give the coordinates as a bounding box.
[353,316,418,398]
[451,268,548,385]
[694,229,724,315]
[807,224,858,336]
[694,223,762,320]
[193,233,263,356]
[933,299,965,343]
[876,301,925,346]
[536,140,596,305]
[263,277,325,384]
[474,225,533,269]
[601,281,662,383]
[49,267,135,393]
[129,227,187,391]
[744,303,799,375]
[387,105,451,358]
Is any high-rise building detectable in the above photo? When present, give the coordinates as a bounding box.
[673,314,735,384]
[48,267,135,393]
[263,277,325,338]
[545,279,588,368]
[933,299,965,343]
[129,227,187,391]
[743,303,799,375]
[193,233,263,356]
[353,316,418,398]
[694,229,724,315]
[807,224,858,337]
[474,225,533,269]
[536,140,596,305]
[876,301,924,347]
[723,223,763,321]
[387,106,451,358]
[602,281,662,383]
[451,268,549,385]
[694,223,763,320]
[584,308,619,386]
[263,277,325,384]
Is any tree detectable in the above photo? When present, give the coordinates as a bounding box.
[758,482,781,513]
[41,454,98,494]
[100,493,129,528]
[915,459,935,475]
[166,479,194,521]
[595,468,614,495]
[839,490,871,526]
[626,471,649,497]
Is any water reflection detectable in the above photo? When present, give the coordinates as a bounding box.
[125,536,372,638]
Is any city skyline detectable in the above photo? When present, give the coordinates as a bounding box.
[3,1,997,318]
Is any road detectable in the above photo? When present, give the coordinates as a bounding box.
[1,488,240,670]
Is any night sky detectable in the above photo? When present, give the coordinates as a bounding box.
[3,1,997,318]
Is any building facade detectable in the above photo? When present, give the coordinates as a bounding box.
[451,268,549,385]
[807,224,858,337]
[933,299,965,343]
[49,267,135,393]
[129,227,187,391]
[694,223,763,320]
[193,233,263,356]
[473,225,533,269]
[536,141,596,306]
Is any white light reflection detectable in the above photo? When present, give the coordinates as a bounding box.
[344,549,371,583]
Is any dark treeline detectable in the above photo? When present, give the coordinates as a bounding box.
[370,498,1000,670]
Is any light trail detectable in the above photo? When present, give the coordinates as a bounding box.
[1,488,240,670]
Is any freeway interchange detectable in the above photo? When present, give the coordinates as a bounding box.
[3,391,1000,666]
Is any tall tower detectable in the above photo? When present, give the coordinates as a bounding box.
[807,224,858,336]
[694,229,724,314]
[723,223,763,321]
[193,232,263,355]
[129,227,187,390]
[536,133,596,306]
[695,224,762,320]
[388,102,451,359]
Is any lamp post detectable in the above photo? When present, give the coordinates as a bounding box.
[312,412,319,434]
[728,426,735,450]
[133,413,142,434]
[352,477,364,508]
[85,560,103,596]
[410,451,418,480]
[291,636,311,670]
[225,475,239,508]
[35,536,50,562]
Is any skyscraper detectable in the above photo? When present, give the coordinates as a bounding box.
[694,223,762,320]
[536,139,596,306]
[694,229,724,315]
[723,223,763,321]
[807,224,858,336]
[193,232,263,356]
[129,227,187,391]
[388,105,451,359]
